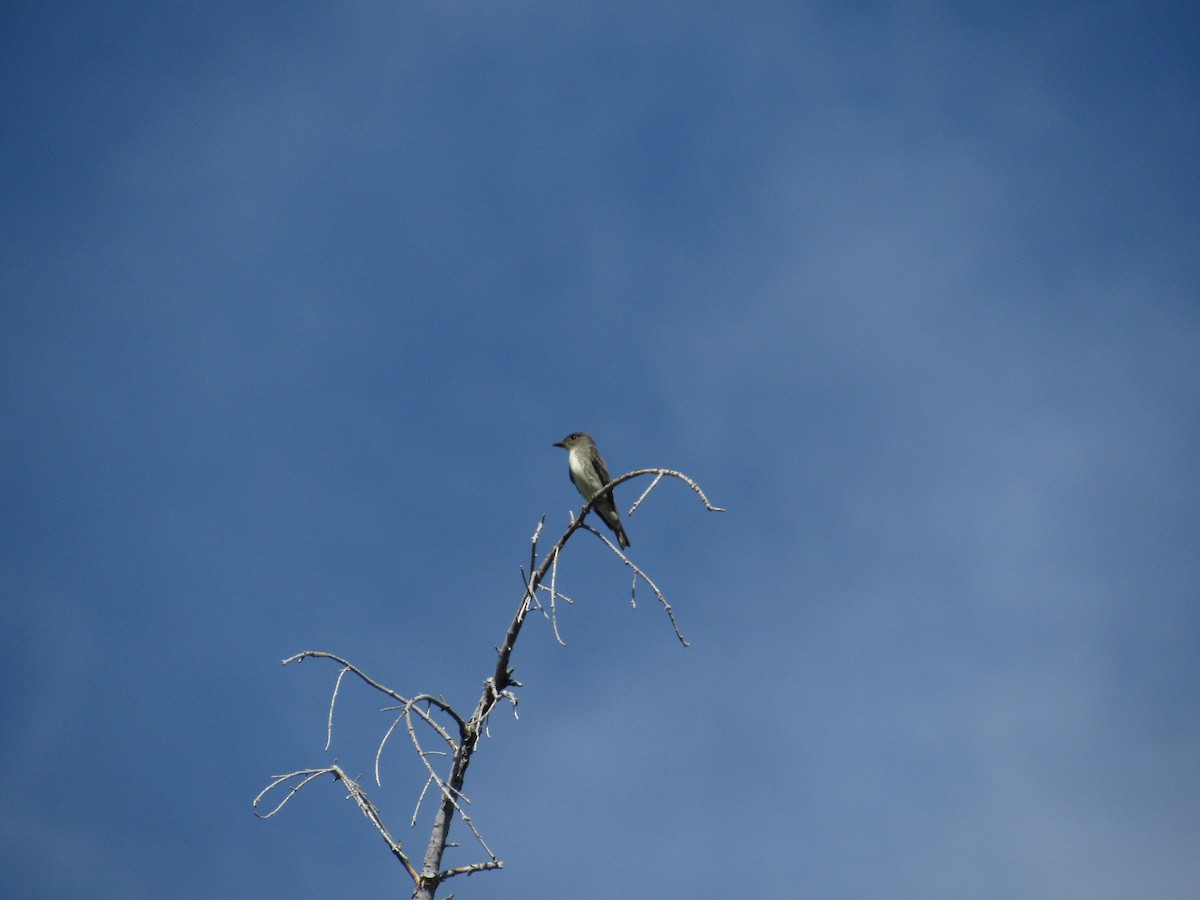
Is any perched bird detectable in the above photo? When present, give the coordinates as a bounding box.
[553,432,631,548]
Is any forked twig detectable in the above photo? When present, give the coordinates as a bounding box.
[253,765,419,883]
[627,467,725,515]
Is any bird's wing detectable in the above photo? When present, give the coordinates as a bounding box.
[591,446,612,486]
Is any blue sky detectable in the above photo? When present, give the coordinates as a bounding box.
[3,3,1198,897]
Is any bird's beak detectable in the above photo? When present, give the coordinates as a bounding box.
[552,441,566,448]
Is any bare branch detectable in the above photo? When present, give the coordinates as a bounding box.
[622,467,726,515]
[577,521,689,646]
[439,859,504,882]
[335,765,420,884]
[407,696,465,746]
[411,773,437,827]
[376,712,408,786]
[546,545,568,646]
[326,666,349,751]
[253,766,420,885]
[284,651,407,705]
[264,466,723,900]
[253,768,335,819]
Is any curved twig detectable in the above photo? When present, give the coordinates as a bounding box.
[253,768,336,819]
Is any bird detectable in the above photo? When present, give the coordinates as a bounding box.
[553,432,631,548]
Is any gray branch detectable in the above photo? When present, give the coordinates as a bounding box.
[257,468,723,899]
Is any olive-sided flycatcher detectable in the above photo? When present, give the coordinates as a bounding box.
[553,432,631,548]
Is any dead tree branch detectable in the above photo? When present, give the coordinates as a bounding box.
[257,468,722,899]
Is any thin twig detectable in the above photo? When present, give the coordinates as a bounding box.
[578,522,689,646]
[327,666,350,751]
[624,467,726,515]
[439,859,504,881]
[335,765,419,883]
[284,652,407,705]
[253,768,334,818]
[253,766,419,884]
